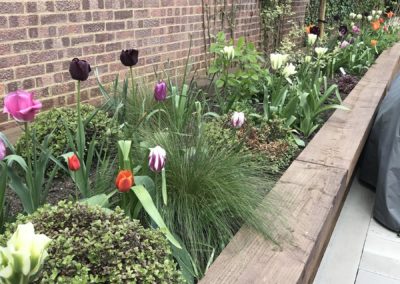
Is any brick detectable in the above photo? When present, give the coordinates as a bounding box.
[41,14,67,25]
[0,55,28,69]
[92,11,113,21]
[0,70,14,81]
[22,79,35,89]
[16,65,45,79]
[0,2,24,14]
[55,0,81,11]
[0,44,11,56]
[83,23,105,33]
[106,22,125,31]
[26,2,37,13]
[95,33,114,43]
[13,41,42,53]
[29,51,58,64]
[114,10,133,19]
[0,16,7,27]
[106,42,122,52]
[68,12,92,23]
[0,29,26,41]
[71,35,94,46]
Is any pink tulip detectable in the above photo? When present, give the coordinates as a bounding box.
[0,139,5,160]
[231,111,245,128]
[340,40,350,48]
[154,80,167,102]
[149,146,166,173]
[3,90,42,122]
[352,25,360,34]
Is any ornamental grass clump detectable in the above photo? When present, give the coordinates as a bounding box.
[0,201,183,283]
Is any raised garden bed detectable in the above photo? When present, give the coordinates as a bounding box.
[199,42,400,284]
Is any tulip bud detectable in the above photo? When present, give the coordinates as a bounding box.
[0,139,5,161]
[222,46,235,60]
[154,80,167,102]
[371,10,376,16]
[3,90,42,122]
[304,55,312,63]
[307,33,317,46]
[282,63,297,78]
[120,49,139,67]
[149,146,166,173]
[315,47,328,57]
[352,25,361,34]
[340,40,350,48]
[69,58,91,81]
[367,15,373,21]
[115,170,134,192]
[231,111,245,129]
[67,153,80,171]
[377,10,382,15]
[270,53,288,70]
[0,223,51,283]
[349,12,356,19]
[356,14,362,19]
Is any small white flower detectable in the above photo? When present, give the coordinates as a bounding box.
[230,112,245,128]
[270,53,289,70]
[315,47,328,57]
[356,14,362,20]
[304,55,312,63]
[307,34,317,46]
[350,13,356,19]
[371,10,376,16]
[377,10,382,15]
[375,15,380,19]
[282,63,297,78]
[367,15,373,21]
[222,46,235,60]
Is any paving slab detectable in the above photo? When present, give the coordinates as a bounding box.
[356,269,400,284]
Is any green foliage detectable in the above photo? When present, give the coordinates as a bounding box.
[0,201,184,283]
[209,32,267,113]
[141,122,280,276]
[15,104,116,176]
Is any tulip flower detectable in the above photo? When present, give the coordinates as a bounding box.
[315,47,328,57]
[307,34,317,46]
[349,13,356,19]
[0,223,51,284]
[371,39,378,47]
[352,25,361,34]
[367,15,373,21]
[356,14,362,20]
[371,10,376,16]
[115,170,134,192]
[231,111,245,129]
[304,55,312,63]
[0,138,5,160]
[69,58,91,81]
[282,63,297,78]
[387,11,394,18]
[338,25,348,37]
[270,53,288,70]
[371,20,380,31]
[67,153,80,171]
[154,80,167,102]
[3,90,42,122]
[222,46,235,60]
[120,49,139,67]
[340,40,350,48]
[310,26,320,36]
[305,24,313,34]
[384,25,389,32]
[377,10,382,15]
[379,17,384,23]
[148,146,166,173]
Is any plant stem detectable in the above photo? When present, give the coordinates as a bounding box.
[130,66,135,94]
[24,122,35,212]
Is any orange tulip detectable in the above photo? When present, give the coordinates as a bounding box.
[68,153,80,171]
[371,39,378,47]
[305,24,312,34]
[387,11,394,18]
[115,170,134,192]
[371,20,380,31]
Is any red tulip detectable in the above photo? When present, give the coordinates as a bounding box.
[68,154,80,171]
[115,170,134,192]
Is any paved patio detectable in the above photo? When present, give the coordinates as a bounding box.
[314,174,400,284]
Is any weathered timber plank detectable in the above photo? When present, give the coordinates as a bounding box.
[296,80,387,185]
[200,161,347,284]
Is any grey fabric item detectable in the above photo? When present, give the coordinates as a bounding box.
[359,73,400,232]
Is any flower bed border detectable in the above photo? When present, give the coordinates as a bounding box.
[200,43,400,284]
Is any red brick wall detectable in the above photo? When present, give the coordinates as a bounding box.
[0,0,300,131]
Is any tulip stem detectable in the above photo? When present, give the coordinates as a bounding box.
[24,122,35,212]
[130,66,135,95]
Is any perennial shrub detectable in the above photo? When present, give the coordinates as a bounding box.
[0,201,183,283]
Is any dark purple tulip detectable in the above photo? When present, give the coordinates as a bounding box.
[69,58,91,81]
[339,25,348,37]
[120,49,139,67]
[154,80,167,102]
[310,26,320,36]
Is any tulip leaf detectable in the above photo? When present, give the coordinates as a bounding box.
[161,168,167,206]
[131,185,181,249]
[5,155,28,172]
[80,193,111,208]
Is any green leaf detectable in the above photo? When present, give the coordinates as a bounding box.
[161,168,167,206]
[131,185,181,248]
[5,155,28,172]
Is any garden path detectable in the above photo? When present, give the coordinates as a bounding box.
[314,173,400,284]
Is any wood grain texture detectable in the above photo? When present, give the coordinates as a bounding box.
[200,161,347,284]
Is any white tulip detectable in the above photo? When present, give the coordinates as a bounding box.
[371,10,376,15]
[270,53,288,70]
[356,14,362,19]
[349,13,356,19]
[375,15,380,19]
[367,15,373,21]
[315,47,328,57]
[307,33,317,46]
[304,55,312,63]
[222,46,235,60]
[282,63,297,78]
[377,10,382,15]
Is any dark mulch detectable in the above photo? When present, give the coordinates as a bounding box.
[5,177,77,217]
